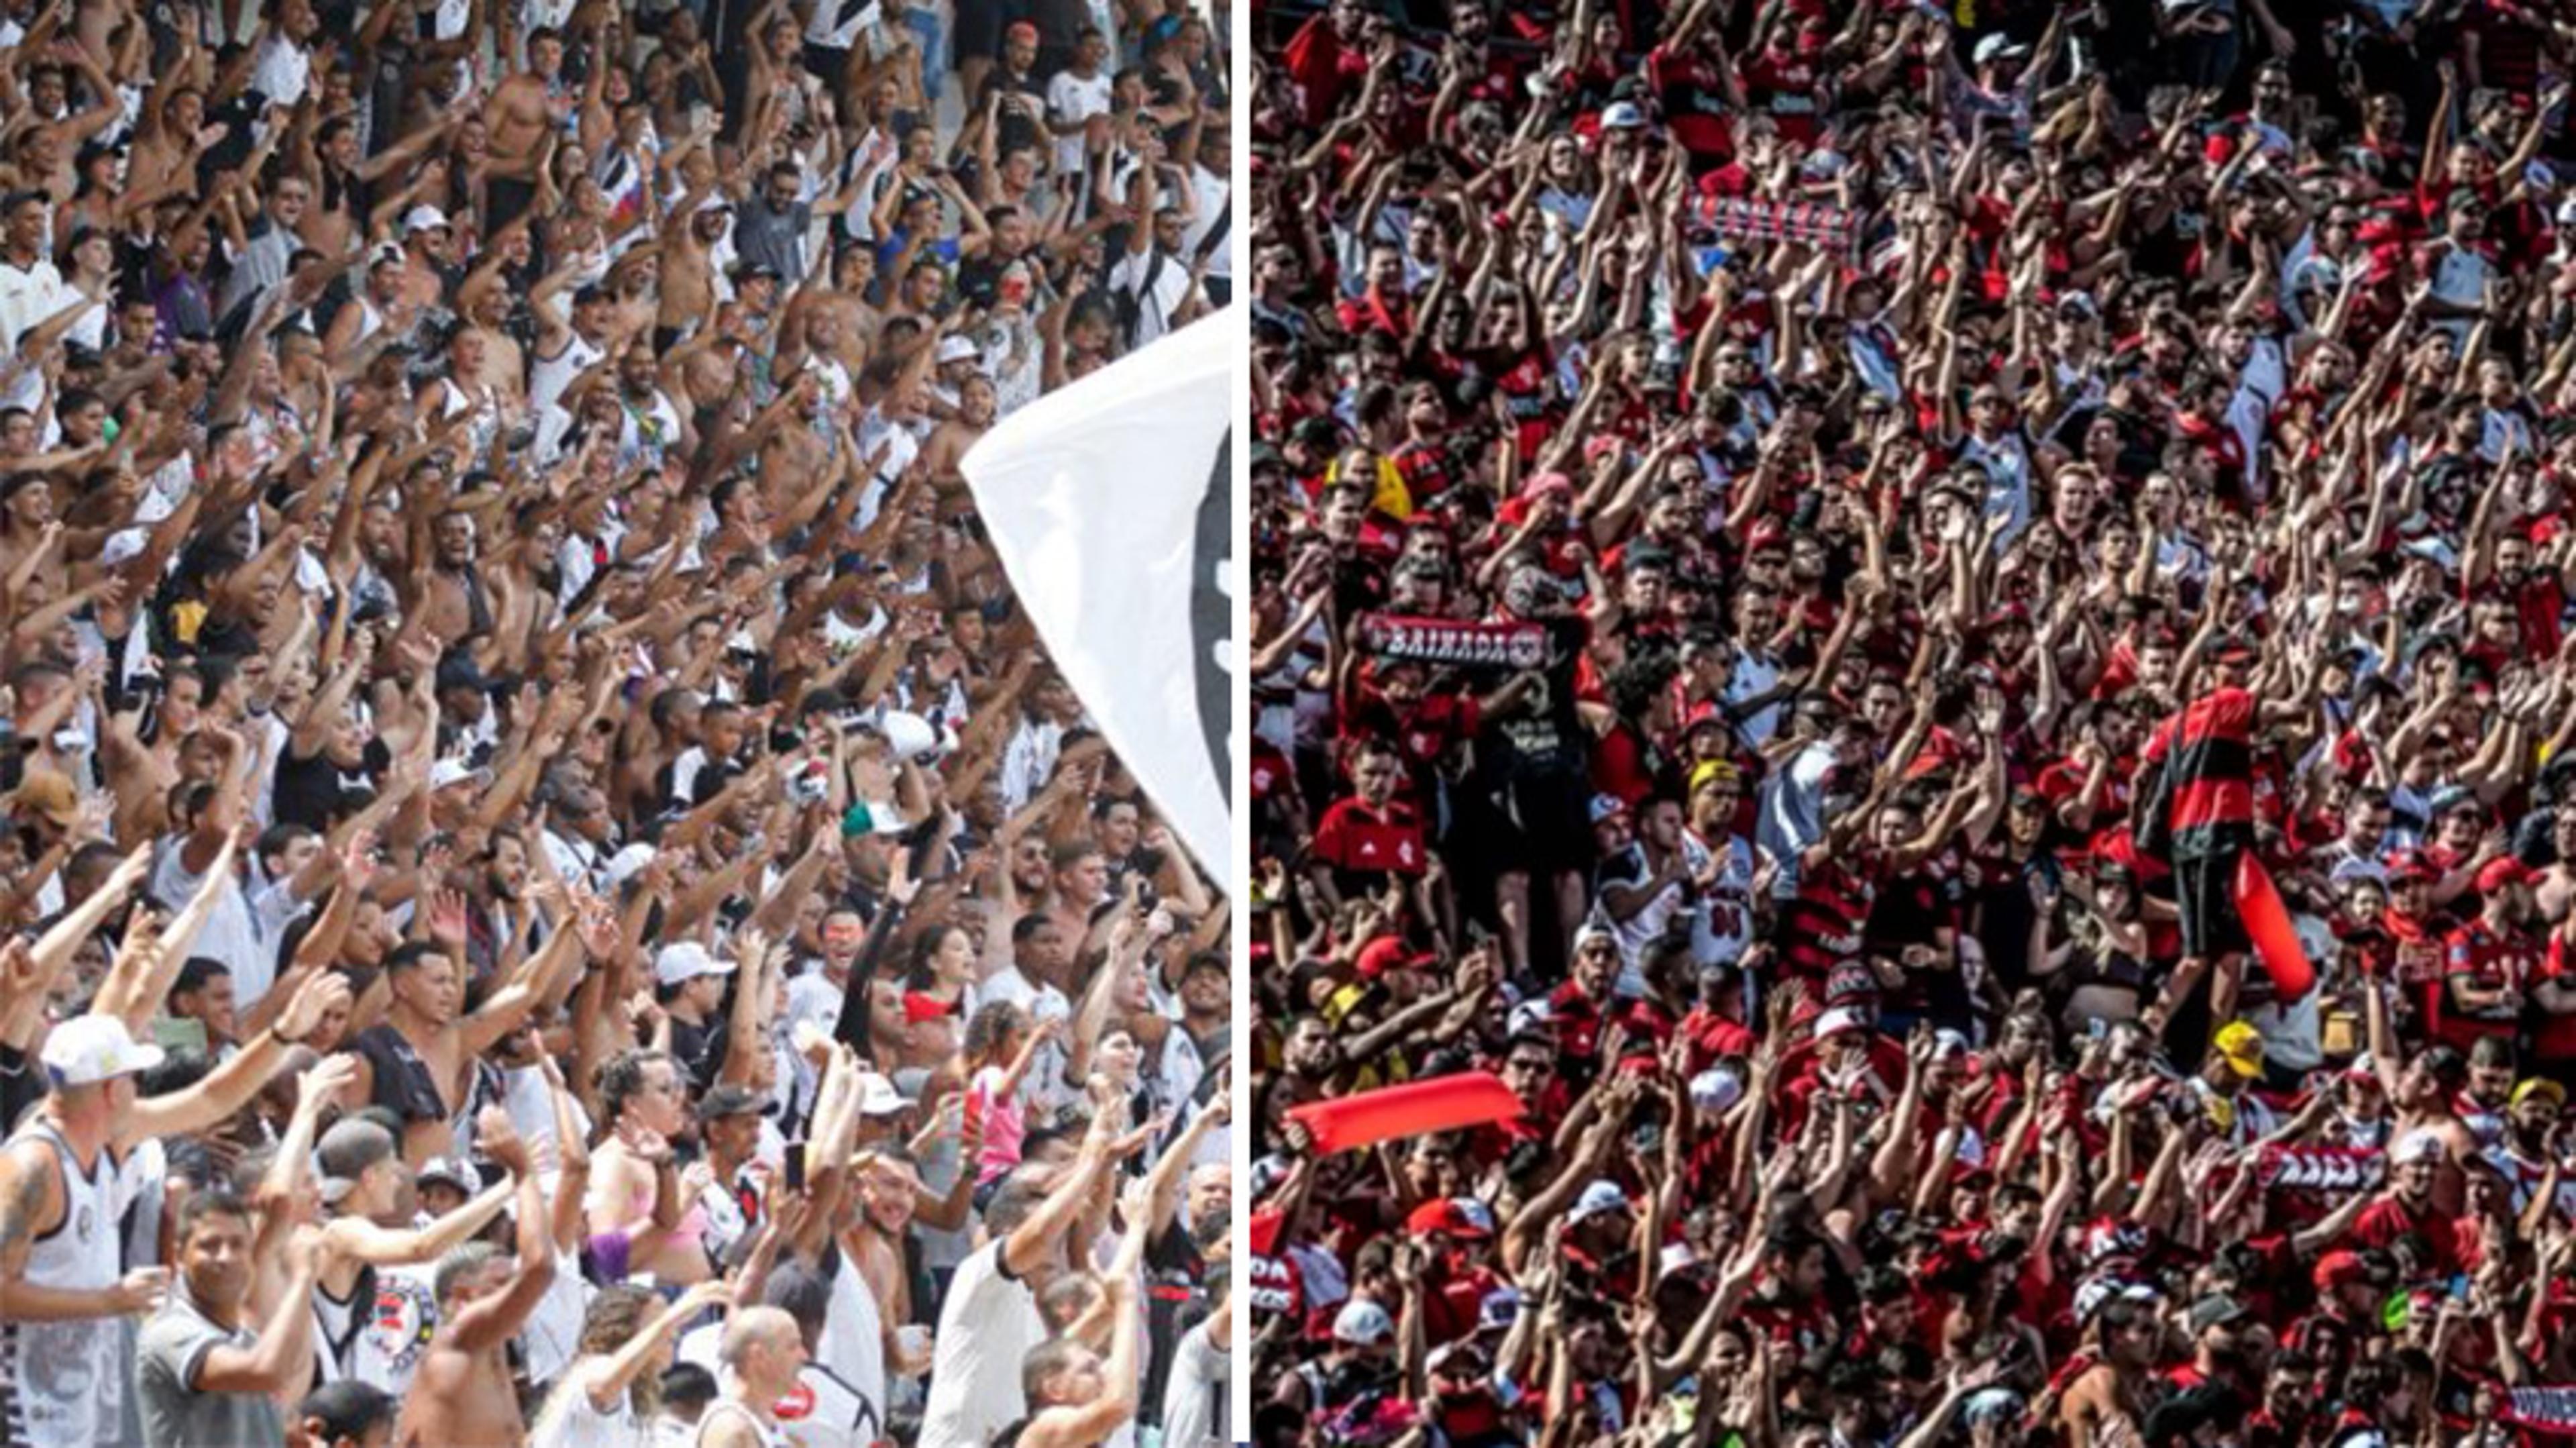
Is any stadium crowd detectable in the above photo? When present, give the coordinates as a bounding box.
[0,0,1234,1440]
[1244,0,2576,1444]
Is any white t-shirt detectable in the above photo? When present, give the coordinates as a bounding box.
[1724,650,1784,748]
[1046,70,1112,178]
[809,1250,883,1443]
[1159,1319,1228,1448]
[531,1363,649,1448]
[248,32,311,108]
[976,966,1073,1110]
[916,1242,1044,1448]
[150,837,272,1006]
[0,256,68,353]
[1183,163,1229,280]
[1108,247,1191,348]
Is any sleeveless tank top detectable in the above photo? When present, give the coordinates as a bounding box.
[0,1121,129,1448]
[694,1398,784,1448]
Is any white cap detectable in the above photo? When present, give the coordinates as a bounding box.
[934,335,979,364]
[855,1072,910,1116]
[1505,998,1551,1037]
[881,710,945,762]
[1566,1178,1629,1224]
[40,1013,164,1086]
[1813,1006,1868,1040]
[1688,1067,1743,1114]
[1334,1299,1396,1345]
[1973,33,2028,66]
[403,203,451,236]
[1600,101,1646,130]
[602,843,657,890]
[653,941,734,987]
[429,758,488,791]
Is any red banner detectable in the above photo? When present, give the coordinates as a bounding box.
[2254,1145,2385,1196]
[2504,1386,2576,1435]
[1689,195,1859,254]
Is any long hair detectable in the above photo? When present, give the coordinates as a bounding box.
[531,1284,666,1438]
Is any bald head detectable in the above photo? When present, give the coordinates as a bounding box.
[720,1305,800,1373]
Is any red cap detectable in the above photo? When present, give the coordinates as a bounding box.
[2314,1249,2369,1292]
[1405,1198,1496,1239]
[1745,521,1788,555]
[1522,471,1574,502]
[1356,937,1432,980]
[2477,857,2538,894]
[2386,849,2439,884]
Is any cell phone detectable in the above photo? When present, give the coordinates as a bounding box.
[784,1140,807,1193]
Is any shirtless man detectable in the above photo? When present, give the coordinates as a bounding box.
[393,1108,555,1448]
[2538,800,2576,924]
[411,507,497,655]
[2365,978,2482,1214]
[2057,1297,2162,1447]
[482,26,570,230]
[918,372,996,485]
[344,923,584,1167]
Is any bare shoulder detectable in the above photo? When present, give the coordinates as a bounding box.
[0,1136,58,1247]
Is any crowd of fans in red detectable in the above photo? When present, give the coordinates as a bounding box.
[1246,0,2576,1442]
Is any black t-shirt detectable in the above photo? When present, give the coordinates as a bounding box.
[272,737,389,831]
[978,68,1048,154]
[955,254,1009,312]
[671,1009,730,1085]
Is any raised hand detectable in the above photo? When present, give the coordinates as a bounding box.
[274,971,352,1045]
[296,1053,361,1115]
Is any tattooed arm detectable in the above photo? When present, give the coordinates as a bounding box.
[0,1139,160,1320]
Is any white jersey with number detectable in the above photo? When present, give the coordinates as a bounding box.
[0,1121,132,1448]
[1690,830,1757,968]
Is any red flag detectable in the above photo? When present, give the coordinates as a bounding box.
[1286,1072,1524,1154]
[2235,854,2317,1002]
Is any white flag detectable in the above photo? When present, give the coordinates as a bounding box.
[960,316,1232,879]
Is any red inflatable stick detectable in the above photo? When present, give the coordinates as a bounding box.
[1286,1072,1523,1155]
[2234,853,2316,1002]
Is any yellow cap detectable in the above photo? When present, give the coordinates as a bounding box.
[2213,1022,2264,1080]
[2513,1078,2567,1110]
[1689,760,1741,797]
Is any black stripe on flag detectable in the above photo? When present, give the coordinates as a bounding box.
[1193,427,1232,805]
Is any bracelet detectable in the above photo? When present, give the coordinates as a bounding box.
[267,1024,294,1048]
